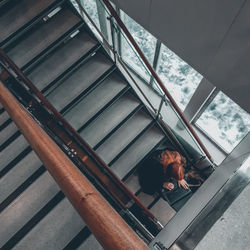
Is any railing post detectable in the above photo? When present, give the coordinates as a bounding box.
[0,81,148,250]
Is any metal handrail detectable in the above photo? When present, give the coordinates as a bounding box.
[101,0,211,160]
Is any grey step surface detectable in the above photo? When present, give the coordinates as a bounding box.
[0,171,60,248]
[80,93,140,148]
[123,174,141,194]
[0,151,42,204]
[0,121,18,146]
[137,191,155,207]
[63,71,127,130]
[0,110,9,126]
[7,8,81,68]
[13,197,86,250]
[150,198,176,226]
[77,234,103,250]
[111,125,165,179]
[47,52,113,111]
[0,0,56,43]
[96,110,152,164]
[27,31,97,91]
[0,134,29,172]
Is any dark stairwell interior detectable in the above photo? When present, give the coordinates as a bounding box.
[0,0,214,249]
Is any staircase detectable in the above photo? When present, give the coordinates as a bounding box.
[0,1,203,249]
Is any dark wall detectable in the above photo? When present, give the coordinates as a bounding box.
[111,0,250,113]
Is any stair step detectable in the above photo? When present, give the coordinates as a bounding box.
[46,52,113,112]
[111,126,165,179]
[0,110,9,127]
[137,192,155,208]
[123,174,140,194]
[63,71,127,130]
[0,134,29,172]
[7,8,81,68]
[0,151,42,204]
[96,110,152,164]
[149,198,176,226]
[77,234,103,250]
[0,0,57,43]
[0,121,18,147]
[80,93,140,148]
[12,197,85,250]
[0,171,60,248]
[27,31,98,92]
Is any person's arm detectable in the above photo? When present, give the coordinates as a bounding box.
[163,181,174,190]
[178,179,189,189]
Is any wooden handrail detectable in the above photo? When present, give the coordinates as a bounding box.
[102,0,211,159]
[0,80,148,250]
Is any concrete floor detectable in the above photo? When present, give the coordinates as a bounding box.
[195,183,250,250]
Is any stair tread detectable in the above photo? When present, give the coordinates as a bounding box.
[47,52,113,111]
[0,151,42,204]
[0,134,29,172]
[124,174,140,194]
[0,0,56,43]
[28,31,97,91]
[111,126,165,179]
[80,93,140,147]
[137,192,155,207]
[0,110,9,126]
[7,8,81,68]
[96,110,152,164]
[63,71,127,130]
[0,171,60,248]
[0,121,18,147]
[13,197,85,250]
[77,234,103,250]
[150,198,176,226]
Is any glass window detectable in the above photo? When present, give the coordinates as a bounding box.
[195,92,250,152]
[156,44,203,111]
[120,11,157,80]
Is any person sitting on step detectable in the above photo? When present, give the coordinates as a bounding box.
[158,150,189,190]
[138,149,189,195]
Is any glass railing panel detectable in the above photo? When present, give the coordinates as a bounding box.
[70,0,207,158]
[70,0,104,42]
[119,27,152,81]
[80,0,101,29]
[120,10,157,81]
[160,99,205,157]
[117,25,205,156]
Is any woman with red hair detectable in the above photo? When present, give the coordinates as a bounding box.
[159,150,189,190]
[138,149,189,195]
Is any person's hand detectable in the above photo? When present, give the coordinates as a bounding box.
[163,182,174,190]
[178,179,189,189]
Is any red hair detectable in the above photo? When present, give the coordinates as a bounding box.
[166,162,184,181]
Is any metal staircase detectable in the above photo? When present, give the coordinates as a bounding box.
[0,0,213,249]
